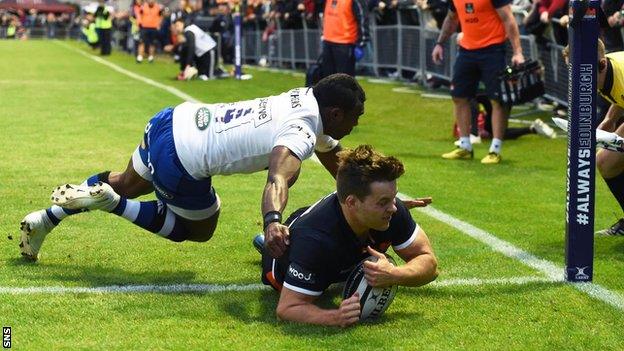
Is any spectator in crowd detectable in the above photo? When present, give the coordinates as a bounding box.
[375,0,399,25]
[46,13,56,38]
[95,0,114,55]
[210,2,235,63]
[137,0,163,63]
[522,0,568,45]
[159,6,172,48]
[166,18,220,80]
[432,0,524,164]
[603,0,624,52]
[321,0,370,77]
[257,145,438,327]
[416,0,449,29]
[170,0,196,25]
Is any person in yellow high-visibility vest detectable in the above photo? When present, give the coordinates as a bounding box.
[81,14,100,49]
[94,0,114,55]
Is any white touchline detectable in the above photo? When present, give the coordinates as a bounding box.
[46,42,624,311]
[0,277,555,295]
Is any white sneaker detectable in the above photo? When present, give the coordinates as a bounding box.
[51,182,120,212]
[148,55,154,63]
[454,134,482,147]
[136,55,143,63]
[183,66,198,80]
[198,74,209,81]
[531,119,557,139]
[20,210,55,261]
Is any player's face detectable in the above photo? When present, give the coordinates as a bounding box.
[355,181,398,231]
[333,103,364,139]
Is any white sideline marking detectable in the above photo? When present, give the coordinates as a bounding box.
[409,202,624,311]
[0,277,554,295]
[0,283,268,295]
[420,93,452,99]
[392,87,418,94]
[56,43,624,311]
[56,42,200,103]
[430,276,558,287]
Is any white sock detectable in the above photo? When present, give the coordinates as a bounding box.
[489,138,503,154]
[459,136,472,151]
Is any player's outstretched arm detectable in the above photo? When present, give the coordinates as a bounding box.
[262,146,302,258]
[364,228,438,287]
[276,287,361,327]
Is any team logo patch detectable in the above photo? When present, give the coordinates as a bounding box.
[195,107,212,130]
[465,3,474,13]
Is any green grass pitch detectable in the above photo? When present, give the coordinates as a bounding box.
[1,40,624,350]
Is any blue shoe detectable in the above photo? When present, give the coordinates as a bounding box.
[253,233,264,254]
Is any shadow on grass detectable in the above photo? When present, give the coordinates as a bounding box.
[217,283,425,334]
[5,257,198,286]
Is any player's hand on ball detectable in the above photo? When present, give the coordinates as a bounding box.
[363,246,396,287]
[338,292,361,327]
[264,222,290,258]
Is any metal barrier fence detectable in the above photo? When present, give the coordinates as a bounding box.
[0,10,569,106]
[241,10,569,107]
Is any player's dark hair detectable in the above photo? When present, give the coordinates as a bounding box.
[336,145,404,202]
[312,73,366,113]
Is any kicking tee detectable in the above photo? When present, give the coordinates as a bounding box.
[172,88,338,178]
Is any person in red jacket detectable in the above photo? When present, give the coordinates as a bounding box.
[432,0,524,164]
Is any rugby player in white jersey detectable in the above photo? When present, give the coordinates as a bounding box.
[19,73,365,261]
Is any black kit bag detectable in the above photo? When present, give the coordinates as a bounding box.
[497,59,545,105]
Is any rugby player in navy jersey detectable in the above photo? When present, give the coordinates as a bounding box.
[257,145,438,327]
[18,74,365,261]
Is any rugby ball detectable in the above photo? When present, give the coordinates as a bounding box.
[342,255,398,321]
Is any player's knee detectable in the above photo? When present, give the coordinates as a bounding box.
[109,171,151,198]
[596,152,621,178]
[186,228,215,242]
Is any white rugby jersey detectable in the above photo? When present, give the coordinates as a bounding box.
[172,88,339,179]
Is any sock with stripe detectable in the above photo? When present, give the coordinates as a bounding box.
[111,198,189,242]
[44,171,111,226]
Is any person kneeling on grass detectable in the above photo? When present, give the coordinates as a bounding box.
[165,18,224,81]
[18,74,366,261]
[255,145,438,327]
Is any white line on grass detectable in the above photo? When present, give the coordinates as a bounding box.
[0,277,554,295]
[51,42,624,311]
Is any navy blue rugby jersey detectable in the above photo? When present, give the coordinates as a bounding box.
[262,192,420,296]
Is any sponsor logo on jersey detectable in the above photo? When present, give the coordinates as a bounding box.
[287,263,315,284]
[153,182,174,200]
[195,107,212,130]
[465,3,474,14]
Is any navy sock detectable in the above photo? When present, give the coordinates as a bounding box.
[111,198,189,242]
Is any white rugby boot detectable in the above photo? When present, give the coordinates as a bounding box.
[51,182,120,212]
[20,210,55,261]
